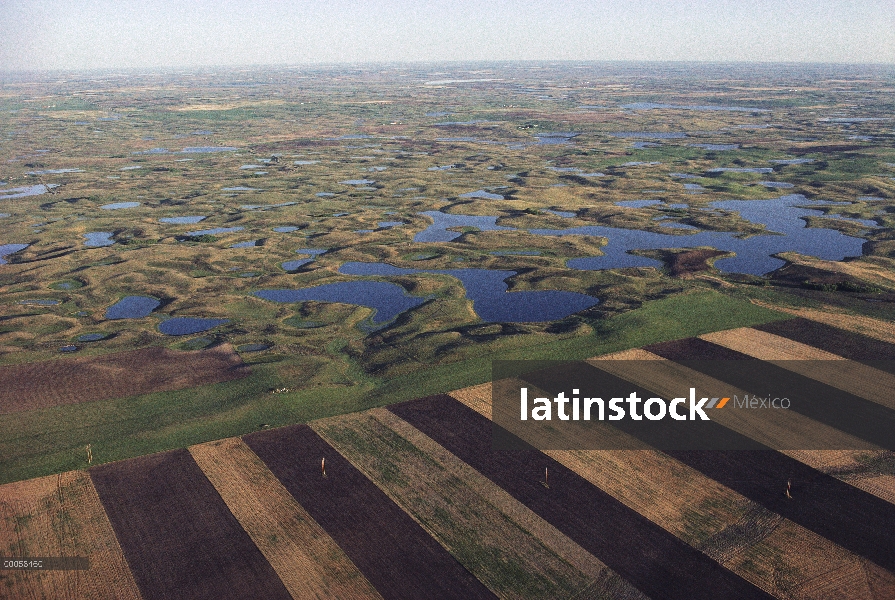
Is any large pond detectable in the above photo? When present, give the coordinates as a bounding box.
[414,211,514,242]
[0,184,59,199]
[530,195,867,275]
[105,296,161,319]
[160,216,207,224]
[0,243,29,264]
[338,262,599,322]
[254,281,425,325]
[101,202,140,210]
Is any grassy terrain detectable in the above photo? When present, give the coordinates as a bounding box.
[0,290,788,484]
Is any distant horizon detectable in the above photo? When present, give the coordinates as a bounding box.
[3,58,895,78]
[4,1,893,72]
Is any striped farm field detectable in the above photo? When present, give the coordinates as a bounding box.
[2,312,895,599]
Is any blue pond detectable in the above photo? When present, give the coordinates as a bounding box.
[105,296,161,319]
[282,259,314,271]
[378,221,404,228]
[708,167,774,174]
[460,190,504,200]
[611,132,687,139]
[0,243,29,265]
[340,179,376,185]
[0,184,59,199]
[101,202,140,210]
[530,195,868,275]
[160,216,207,224]
[273,226,299,232]
[222,187,262,192]
[415,211,514,242]
[759,182,795,189]
[84,232,114,247]
[20,299,61,306]
[338,262,599,323]
[254,281,425,325]
[616,200,662,208]
[78,333,107,342]
[230,240,258,248]
[159,318,229,336]
[185,227,244,236]
[545,209,576,218]
[181,147,238,153]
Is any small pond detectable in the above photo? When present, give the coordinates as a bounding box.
[105,296,161,319]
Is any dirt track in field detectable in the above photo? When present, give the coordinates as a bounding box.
[188,438,383,600]
[0,344,250,414]
[89,449,291,600]
[243,424,496,600]
[389,395,775,600]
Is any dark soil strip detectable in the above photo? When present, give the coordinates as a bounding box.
[644,337,895,451]
[544,356,895,571]
[243,424,496,600]
[89,448,291,600]
[389,396,774,600]
[0,344,250,413]
[754,318,895,373]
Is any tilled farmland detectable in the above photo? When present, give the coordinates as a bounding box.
[2,316,895,599]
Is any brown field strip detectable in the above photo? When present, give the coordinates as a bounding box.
[89,449,291,600]
[754,317,895,366]
[450,382,893,599]
[0,471,142,600]
[188,438,383,600]
[242,424,497,600]
[699,328,895,410]
[643,338,895,452]
[390,395,776,600]
[592,350,895,504]
[0,344,250,414]
[573,347,895,573]
[750,303,895,346]
[312,408,639,600]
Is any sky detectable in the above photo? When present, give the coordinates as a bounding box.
[2,0,893,71]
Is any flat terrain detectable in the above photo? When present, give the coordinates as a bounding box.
[0,344,248,413]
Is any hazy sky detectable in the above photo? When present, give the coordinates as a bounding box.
[2,0,893,71]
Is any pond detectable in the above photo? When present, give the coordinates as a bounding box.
[340,179,376,185]
[378,221,404,228]
[77,333,107,342]
[19,299,61,306]
[459,190,504,200]
[707,167,774,174]
[0,184,59,199]
[254,281,426,325]
[185,227,244,236]
[0,243,29,264]
[545,209,576,218]
[160,216,207,224]
[25,168,83,175]
[414,211,514,242]
[237,343,272,352]
[758,181,795,189]
[222,186,262,192]
[158,317,229,335]
[616,200,662,208]
[105,296,161,319]
[101,202,140,210]
[84,232,114,247]
[282,248,328,271]
[230,240,258,248]
[611,132,687,139]
[338,262,599,323]
[531,195,868,275]
[181,147,238,153]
